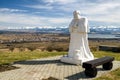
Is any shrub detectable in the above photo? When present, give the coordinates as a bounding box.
[55,47,63,52]
[27,46,36,51]
[90,46,98,51]
[46,42,68,52]
[19,47,25,52]
[9,47,14,52]
[46,46,53,52]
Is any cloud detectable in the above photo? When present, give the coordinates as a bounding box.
[48,0,120,24]
[42,0,78,4]
[0,13,45,25]
[88,14,120,23]
[0,8,27,12]
[0,12,71,27]
[54,1,120,14]
[48,17,71,24]
[81,2,120,15]
[25,5,53,10]
[81,2,120,23]
[0,0,120,29]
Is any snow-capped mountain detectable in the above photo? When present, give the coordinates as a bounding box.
[1,25,120,34]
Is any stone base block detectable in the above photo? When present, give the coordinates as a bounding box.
[60,55,93,65]
[60,56,82,65]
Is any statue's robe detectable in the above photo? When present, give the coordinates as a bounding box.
[60,10,94,65]
[68,17,94,62]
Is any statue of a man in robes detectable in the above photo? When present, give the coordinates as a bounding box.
[61,10,94,65]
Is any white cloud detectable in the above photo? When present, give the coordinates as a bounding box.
[0,13,45,25]
[51,1,120,23]
[42,0,78,4]
[81,3,120,15]
[55,1,120,15]
[0,12,70,27]
[25,5,53,10]
[48,17,71,24]
[0,8,27,12]
[0,0,120,28]
[42,0,54,3]
[81,2,120,23]
[88,14,120,23]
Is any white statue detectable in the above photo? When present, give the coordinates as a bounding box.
[60,10,94,65]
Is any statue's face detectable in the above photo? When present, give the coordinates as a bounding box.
[73,10,80,19]
[73,11,80,15]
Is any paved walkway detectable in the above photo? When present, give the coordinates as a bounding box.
[0,56,120,80]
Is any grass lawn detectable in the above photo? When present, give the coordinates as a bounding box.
[0,50,67,65]
[0,50,120,65]
[94,68,120,80]
[93,51,120,80]
[0,50,120,80]
[93,51,120,61]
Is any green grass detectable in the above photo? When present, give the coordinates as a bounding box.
[0,50,120,64]
[93,51,120,61]
[94,68,120,80]
[0,50,67,65]
[93,51,120,80]
[0,50,120,80]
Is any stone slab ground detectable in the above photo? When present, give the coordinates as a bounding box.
[0,56,120,80]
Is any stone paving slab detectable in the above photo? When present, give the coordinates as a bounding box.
[0,56,120,80]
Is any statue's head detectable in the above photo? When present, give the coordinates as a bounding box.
[73,10,80,19]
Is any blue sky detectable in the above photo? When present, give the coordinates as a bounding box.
[0,0,120,29]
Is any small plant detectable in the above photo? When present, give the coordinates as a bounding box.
[27,46,36,51]
[19,47,25,52]
[46,44,64,52]
[94,68,120,80]
[55,47,63,52]
[90,46,98,51]
[46,46,53,52]
[9,47,14,52]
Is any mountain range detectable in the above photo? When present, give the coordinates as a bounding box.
[1,26,120,34]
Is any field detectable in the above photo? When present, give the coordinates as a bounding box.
[0,50,120,80]
[0,32,120,65]
[94,68,120,80]
[0,50,67,65]
[0,32,120,79]
[0,32,119,52]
